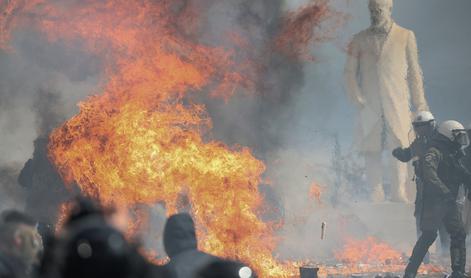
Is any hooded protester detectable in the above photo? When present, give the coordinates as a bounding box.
[163,213,219,278]
[0,210,43,278]
[40,197,165,278]
[60,222,153,278]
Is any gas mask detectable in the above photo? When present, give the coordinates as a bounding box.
[413,120,436,138]
[453,129,470,147]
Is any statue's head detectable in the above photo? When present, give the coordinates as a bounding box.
[368,0,393,28]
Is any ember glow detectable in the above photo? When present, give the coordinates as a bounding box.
[308,182,323,204]
[335,237,402,265]
[55,201,74,234]
[330,237,444,276]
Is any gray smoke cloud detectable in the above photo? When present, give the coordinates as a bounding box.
[0,30,99,210]
[0,32,99,164]
[193,0,306,154]
[0,163,25,211]
[33,88,66,136]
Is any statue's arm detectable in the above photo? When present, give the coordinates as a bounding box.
[344,37,364,108]
[406,31,429,112]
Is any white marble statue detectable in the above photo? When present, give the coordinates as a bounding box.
[344,0,429,202]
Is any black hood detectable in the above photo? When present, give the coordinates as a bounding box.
[163,213,197,258]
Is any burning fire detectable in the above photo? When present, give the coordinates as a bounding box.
[0,0,320,276]
[330,237,444,276]
[55,201,74,234]
[308,182,323,204]
[335,237,402,265]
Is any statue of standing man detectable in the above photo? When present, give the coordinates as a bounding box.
[344,0,429,202]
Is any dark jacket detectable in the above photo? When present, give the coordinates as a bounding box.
[463,145,471,174]
[393,136,431,214]
[461,145,471,199]
[163,214,218,278]
[419,135,469,230]
[393,136,430,163]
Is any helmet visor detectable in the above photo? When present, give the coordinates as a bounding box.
[453,129,470,146]
[413,120,435,136]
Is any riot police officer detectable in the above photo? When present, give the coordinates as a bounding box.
[393,111,442,262]
[404,120,470,278]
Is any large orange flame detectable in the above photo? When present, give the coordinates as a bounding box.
[0,0,301,276]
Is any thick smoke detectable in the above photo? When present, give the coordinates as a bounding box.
[0,32,99,161]
[0,30,98,213]
[33,88,66,136]
[196,0,339,155]
[0,163,25,211]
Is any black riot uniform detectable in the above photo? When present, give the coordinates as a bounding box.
[393,135,450,257]
[393,136,430,214]
[463,128,471,179]
[460,137,471,235]
[404,134,470,278]
[463,132,471,172]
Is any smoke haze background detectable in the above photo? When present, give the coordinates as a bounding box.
[0,0,470,260]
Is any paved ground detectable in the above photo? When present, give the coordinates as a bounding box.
[349,202,419,253]
[278,201,451,277]
[278,201,422,259]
